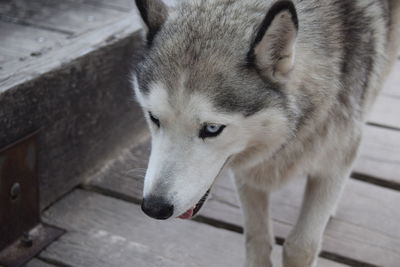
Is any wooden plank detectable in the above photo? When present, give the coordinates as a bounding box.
[368,60,400,129]
[0,22,66,53]
[0,47,19,65]
[355,125,400,185]
[0,0,125,36]
[76,0,176,10]
[88,129,400,267]
[0,21,67,65]
[40,189,345,267]
[87,133,150,200]
[72,0,135,11]
[0,14,140,89]
[25,258,57,267]
[369,95,400,130]
[382,60,400,98]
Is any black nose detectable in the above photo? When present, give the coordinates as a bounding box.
[141,197,174,220]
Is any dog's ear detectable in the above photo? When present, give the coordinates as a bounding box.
[135,0,168,45]
[248,0,298,82]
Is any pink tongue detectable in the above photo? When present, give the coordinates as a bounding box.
[178,208,194,219]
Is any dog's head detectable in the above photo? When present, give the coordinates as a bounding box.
[133,0,299,220]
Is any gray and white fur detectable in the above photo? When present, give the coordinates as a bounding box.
[132,0,400,266]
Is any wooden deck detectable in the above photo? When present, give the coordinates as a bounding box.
[1,1,399,267]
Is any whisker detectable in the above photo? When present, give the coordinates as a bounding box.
[125,168,147,175]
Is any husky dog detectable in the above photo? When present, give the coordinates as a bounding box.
[132,0,400,266]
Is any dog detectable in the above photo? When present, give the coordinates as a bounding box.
[132,0,400,266]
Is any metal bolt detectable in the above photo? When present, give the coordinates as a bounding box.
[10,183,21,201]
[21,232,33,248]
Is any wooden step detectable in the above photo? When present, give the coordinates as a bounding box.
[0,0,145,209]
[33,189,346,267]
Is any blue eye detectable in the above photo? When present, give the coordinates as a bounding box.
[199,123,226,139]
[206,124,221,133]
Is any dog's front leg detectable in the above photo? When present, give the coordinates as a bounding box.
[234,172,274,267]
[283,172,348,267]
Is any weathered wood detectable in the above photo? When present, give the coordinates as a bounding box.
[369,95,400,130]
[77,0,176,10]
[0,47,19,65]
[0,21,68,67]
[0,14,145,209]
[356,125,400,184]
[368,60,400,129]
[88,127,400,267]
[0,0,124,35]
[0,21,67,55]
[71,0,135,11]
[382,60,400,98]
[1,14,140,90]
[25,258,57,267]
[39,189,345,267]
[87,131,150,200]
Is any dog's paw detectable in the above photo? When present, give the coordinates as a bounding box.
[243,252,273,267]
[244,260,273,267]
[283,239,319,267]
[244,238,273,267]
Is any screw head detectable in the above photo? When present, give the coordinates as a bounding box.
[21,232,33,247]
[10,183,21,201]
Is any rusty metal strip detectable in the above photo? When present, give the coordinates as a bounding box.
[0,132,65,267]
[0,223,65,267]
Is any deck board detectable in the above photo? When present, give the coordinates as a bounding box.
[39,189,346,267]
[369,95,400,130]
[356,125,400,184]
[72,0,135,11]
[382,60,400,98]
[369,60,400,129]
[0,0,132,76]
[0,14,140,90]
[0,47,20,66]
[0,0,124,36]
[0,21,67,66]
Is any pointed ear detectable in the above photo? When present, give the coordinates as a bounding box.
[248,1,298,82]
[135,0,168,45]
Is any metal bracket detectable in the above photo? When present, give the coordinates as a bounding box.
[0,133,64,267]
